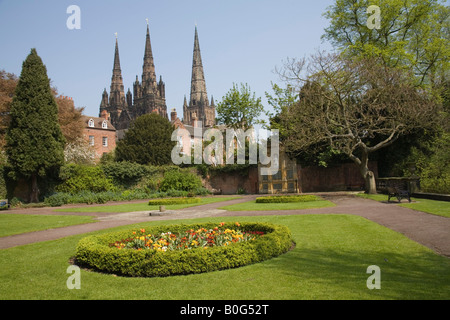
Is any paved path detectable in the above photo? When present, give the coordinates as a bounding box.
[1,194,449,257]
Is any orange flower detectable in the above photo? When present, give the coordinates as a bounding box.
[140,228,145,233]
[235,222,240,227]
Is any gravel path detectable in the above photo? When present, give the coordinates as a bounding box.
[1,194,449,257]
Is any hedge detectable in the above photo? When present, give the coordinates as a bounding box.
[255,195,320,203]
[148,197,201,206]
[75,222,293,277]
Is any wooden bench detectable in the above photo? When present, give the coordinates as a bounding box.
[0,199,10,210]
[387,187,411,203]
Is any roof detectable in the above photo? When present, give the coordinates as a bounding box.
[82,115,116,131]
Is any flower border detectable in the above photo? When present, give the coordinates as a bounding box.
[75,222,293,277]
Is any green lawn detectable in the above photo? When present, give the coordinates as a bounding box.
[0,214,95,237]
[53,196,241,213]
[1,214,449,300]
[356,193,450,218]
[219,199,335,211]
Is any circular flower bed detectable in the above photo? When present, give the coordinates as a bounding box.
[75,221,293,277]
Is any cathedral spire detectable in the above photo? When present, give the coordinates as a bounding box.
[110,37,125,94]
[190,26,208,107]
[109,36,125,108]
[141,22,157,89]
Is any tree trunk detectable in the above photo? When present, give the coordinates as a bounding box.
[365,170,377,194]
[29,173,39,203]
[360,151,377,194]
[353,147,377,194]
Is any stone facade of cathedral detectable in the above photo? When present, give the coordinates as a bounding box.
[99,24,215,135]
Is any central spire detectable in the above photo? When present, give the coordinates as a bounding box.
[141,23,157,90]
[110,37,124,93]
[190,26,208,107]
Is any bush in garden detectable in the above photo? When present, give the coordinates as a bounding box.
[159,168,202,192]
[102,161,159,189]
[44,192,72,206]
[255,195,320,203]
[56,164,116,194]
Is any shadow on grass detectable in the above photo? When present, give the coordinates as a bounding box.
[260,246,450,299]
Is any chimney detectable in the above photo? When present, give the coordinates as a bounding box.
[100,109,109,120]
[170,108,177,122]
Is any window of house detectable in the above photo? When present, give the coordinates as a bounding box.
[88,119,95,128]
[102,120,108,129]
[89,135,94,146]
[102,136,108,147]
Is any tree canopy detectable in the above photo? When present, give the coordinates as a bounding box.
[5,48,65,202]
[322,0,449,88]
[115,113,176,165]
[278,53,439,193]
[216,83,264,130]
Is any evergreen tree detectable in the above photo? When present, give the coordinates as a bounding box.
[5,48,65,202]
[115,113,176,165]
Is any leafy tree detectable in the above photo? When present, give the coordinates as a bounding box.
[216,83,264,130]
[278,53,439,193]
[0,70,18,149]
[5,49,65,202]
[265,82,298,140]
[55,95,84,144]
[0,70,84,148]
[115,113,176,165]
[322,0,449,88]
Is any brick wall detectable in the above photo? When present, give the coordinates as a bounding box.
[82,116,116,161]
[206,167,258,194]
[299,162,378,192]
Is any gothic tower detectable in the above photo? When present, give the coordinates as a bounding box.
[133,23,168,120]
[183,26,215,127]
[99,37,127,127]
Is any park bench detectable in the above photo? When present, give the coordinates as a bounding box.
[0,199,10,210]
[387,187,411,203]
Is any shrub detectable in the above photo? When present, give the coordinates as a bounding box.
[75,222,293,277]
[44,192,72,207]
[57,164,116,194]
[102,161,158,189]
[159,168,202,192]
[255,195,320,203]
[148,197,201,206]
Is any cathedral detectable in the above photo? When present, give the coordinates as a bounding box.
[99,23,216,134]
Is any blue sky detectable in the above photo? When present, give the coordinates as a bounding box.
[0,0,335,121]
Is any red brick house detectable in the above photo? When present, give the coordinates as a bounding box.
[82,115,116,160]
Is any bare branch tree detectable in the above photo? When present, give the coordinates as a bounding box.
[279,52,439,193]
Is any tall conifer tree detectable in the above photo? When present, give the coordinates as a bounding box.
[6,48,65,202]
